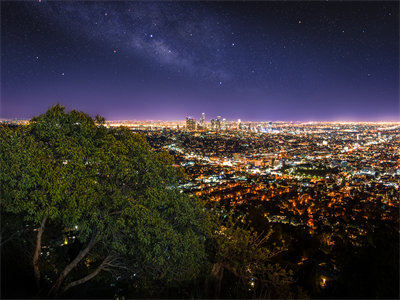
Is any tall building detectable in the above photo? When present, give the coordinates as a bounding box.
[198,112,206,130]
[222,118,226,130]
[211,119,215,130]
[186,117,196,131]
[216,116,221,131]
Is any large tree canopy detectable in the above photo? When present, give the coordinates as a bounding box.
[0,105,210,297]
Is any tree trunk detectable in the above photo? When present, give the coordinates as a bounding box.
[33,217,47,292]
[49,232,97,297]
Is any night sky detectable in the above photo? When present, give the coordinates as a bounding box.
[1,1,399,121]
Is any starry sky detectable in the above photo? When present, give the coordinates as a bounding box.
[1,1,399,121]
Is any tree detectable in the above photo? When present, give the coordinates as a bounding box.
[209,214,294,299]
[0,105,210,297]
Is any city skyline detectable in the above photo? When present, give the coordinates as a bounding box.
[1,1,399,121]
[2,110,400,123]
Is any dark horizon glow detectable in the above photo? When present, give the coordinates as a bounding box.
[1,1,399,121]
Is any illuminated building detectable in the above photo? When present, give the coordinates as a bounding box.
[186,117,196,131]
[197,113,206,130]
[216,116,221,131]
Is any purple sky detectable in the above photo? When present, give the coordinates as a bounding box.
[1,1,399,121]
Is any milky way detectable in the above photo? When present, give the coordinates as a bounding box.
[1,1,399,121]
[40,1,232,82]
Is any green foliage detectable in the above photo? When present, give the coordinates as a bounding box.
[0,105,209,294]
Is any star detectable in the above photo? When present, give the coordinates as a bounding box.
[231,43,235,46]
[113,49,117,54]
[150,34,153,38]
[104,12,108,16]
[61,72,65,76]
[219,81,222,85]
[298,20,302,24]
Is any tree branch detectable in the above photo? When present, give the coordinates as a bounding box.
[62,255,112,293]
[49,230,98,297]
[0,230,21,246]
